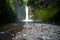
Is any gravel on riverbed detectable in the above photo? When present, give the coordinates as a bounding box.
[13,23,60,40]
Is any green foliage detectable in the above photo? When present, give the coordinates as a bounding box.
[6,0,15,13]
[6,0,28,12]
[22,0,28,5]
[32,7,58,20]
[17,0,22,4]
[30,1,59,20]
[6,0,59,21]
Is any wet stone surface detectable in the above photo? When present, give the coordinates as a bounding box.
[13,23,60,40]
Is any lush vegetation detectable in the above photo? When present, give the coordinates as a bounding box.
[6,0,15,13]
[6,0,60,23]
[28,0,59,20]
[0,0,17,24]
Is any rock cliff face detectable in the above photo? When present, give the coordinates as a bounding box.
[0,0,17,24]
[6,0,60,24]
[14,0,26,21]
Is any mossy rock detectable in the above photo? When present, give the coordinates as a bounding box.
[30,0,59,21]
[6,0,15,13]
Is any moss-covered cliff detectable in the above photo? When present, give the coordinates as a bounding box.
[0,0,17,24]
[2,0,60,24]
[28,0,59,20]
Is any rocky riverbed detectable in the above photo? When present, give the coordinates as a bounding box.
[13,23,60,40]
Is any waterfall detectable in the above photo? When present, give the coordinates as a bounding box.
[25,6,29,20]
[22,6,33,22]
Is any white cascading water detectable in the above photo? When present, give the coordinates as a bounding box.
[25,6,29,20]
[22,6,33,22]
